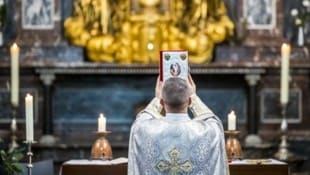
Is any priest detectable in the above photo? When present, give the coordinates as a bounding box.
[128,76,229,175]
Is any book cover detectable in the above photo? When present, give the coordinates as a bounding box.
[160,50,188,82]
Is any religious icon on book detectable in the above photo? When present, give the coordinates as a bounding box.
[160,50,188,82]
[170,63,181,77]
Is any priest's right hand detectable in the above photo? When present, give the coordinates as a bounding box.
[155,76,163,98]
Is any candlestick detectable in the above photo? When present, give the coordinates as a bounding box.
[98,113,106,132]
[274,104,295,161]
[24,140,36,175]
[280,43,291,105]
[27,143,33,175]
[25,94,34,142]
[91,131,113,160]
[10,43,20,107]
[228,111,236,130]
[9,107,19,152]
[225,130,243,160]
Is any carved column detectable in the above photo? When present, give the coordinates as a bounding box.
[39,73,55,134]
[245,74,261,134]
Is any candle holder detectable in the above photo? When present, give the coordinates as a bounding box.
[274,104,295,161]
[24,140,36,175]
[90,131,113,160]
[9,105,19,152]
[225,130,243,160]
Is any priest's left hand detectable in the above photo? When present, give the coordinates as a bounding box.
[187,74,196,96]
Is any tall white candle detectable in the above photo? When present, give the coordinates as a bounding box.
[25,94,34,142]
[228,111,236,130]
[10,43,20,107]
[280,43,291,105]
[98,113,106,132]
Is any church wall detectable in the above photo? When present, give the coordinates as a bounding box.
[0,0,309,174]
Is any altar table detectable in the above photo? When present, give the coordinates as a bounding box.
[60,158,288,175]
[229,159,288,175]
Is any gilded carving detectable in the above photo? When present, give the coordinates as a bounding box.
[64,0,234,64]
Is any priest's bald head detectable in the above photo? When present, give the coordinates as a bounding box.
[161,77,191,113]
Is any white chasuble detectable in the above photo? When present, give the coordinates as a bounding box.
[128,95,229,175]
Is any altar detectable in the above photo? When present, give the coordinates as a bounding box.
[60,159,288,175]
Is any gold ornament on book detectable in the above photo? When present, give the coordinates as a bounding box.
[64,0,234,64]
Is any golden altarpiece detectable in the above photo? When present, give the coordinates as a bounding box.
[64,0,234,64]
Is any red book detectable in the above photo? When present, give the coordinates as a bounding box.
[159,50,188,82]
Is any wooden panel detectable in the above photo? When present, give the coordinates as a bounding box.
[62,164,127,175]
[230,163,288,175]
[61,162,288,175]
[260,88,302,123]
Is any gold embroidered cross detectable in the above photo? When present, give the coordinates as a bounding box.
[156,147,193,175]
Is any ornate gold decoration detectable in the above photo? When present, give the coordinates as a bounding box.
[64,0,234,64]
[156,147,193,175]
[246,159,272,164]
[225,130,243,160]
[90,131,113,160]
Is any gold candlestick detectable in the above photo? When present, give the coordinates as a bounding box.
[90,131,112,160]
[225,131,243,160]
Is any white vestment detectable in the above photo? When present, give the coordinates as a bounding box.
[128,95,229,175]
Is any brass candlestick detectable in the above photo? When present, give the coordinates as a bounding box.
[90,131,112,160]
[225,130,243,160]
[274,104,295,161]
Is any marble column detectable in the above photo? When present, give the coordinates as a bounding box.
[245,74,261,134]
[39,73,55,134]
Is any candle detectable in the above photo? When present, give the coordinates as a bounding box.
[280,43,291,105]
[98,113,106,132]
[10,43,20,107]
[228,111,236,130]
[25,94,34,142]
